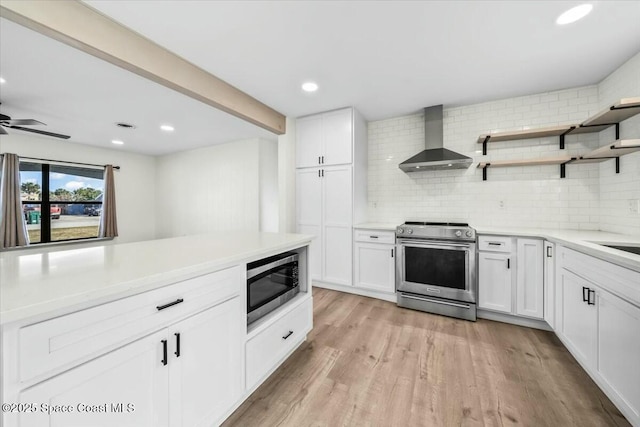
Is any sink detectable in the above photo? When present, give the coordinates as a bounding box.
[601,245,640,256]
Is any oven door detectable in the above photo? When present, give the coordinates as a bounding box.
[396,239,476,303]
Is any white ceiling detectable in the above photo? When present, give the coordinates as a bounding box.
[0,18,275,156]
[2,2,640,156]
[85,0,640,121]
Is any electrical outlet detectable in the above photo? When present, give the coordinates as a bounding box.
[498,200,505,209]
[629,199,640,214]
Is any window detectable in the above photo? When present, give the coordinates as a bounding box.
[20,161,104,244]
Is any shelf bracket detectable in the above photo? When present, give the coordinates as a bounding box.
[559,127,574,150]
[615,123,620,140]
[482,164,489,181]
[616,157,620,174]
[560,163,566,179]
[482,136,490,155]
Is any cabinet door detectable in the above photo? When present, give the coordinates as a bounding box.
[597,289,640,419]
[478,252,513,313]
[516,239,544,319]
[169,297,243,427]
[296,115,323,168]
[322,109,352,166]
[322,166,353,285]
[558,269,597,369]
[544,241,556,329]
[354,242,395,293]
[18,330,168,427]
[296,168,323,282]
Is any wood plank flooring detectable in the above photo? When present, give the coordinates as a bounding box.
[223,288,629,427]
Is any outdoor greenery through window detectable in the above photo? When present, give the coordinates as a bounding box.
[20,161,104,243]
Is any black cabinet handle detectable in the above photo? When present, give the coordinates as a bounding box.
[321,156,324,164]
[582,287,589,302]
[174,333,181,357]
[391,248,394,258]
[318,156,321,164]
[318,170,321,177]
[546,246,553,257]
[156,298,184,311]
[506,258,510,269]
[161,340,168,366]
[321,169,324,177]
[282,330,294,340]
[588,289,596,305]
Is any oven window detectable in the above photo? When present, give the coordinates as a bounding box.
[248,262,297,312]
[405,246,467,290]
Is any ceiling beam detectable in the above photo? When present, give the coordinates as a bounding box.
[0,0,286,135]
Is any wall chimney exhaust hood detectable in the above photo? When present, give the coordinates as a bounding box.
[399,105,472,172]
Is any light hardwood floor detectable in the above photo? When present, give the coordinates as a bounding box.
[224,288,629,427]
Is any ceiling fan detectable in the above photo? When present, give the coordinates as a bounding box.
[0,110,70,139]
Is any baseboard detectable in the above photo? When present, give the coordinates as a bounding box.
[478,309,552,331]
[313,281,397,303]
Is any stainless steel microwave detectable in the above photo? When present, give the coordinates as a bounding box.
[247,252,299,324]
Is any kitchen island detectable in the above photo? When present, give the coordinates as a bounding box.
[1,231,313,427]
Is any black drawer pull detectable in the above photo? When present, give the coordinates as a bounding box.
[370,235,379,239]
[588,289,596,305]
[282,330,294,340]
[582,287,589,302]
[488,242,502,246]
[156,298,184,311]
[161,339,168,366]
[175,333,181,357]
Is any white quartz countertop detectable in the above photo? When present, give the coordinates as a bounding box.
[0,232,313,326]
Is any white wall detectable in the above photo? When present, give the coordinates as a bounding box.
[259,139,279,232]
[597,53,640,236]
[278,117,297,233]
[155,137,278,238]
[367,86,602,229]
[0,133,157,244]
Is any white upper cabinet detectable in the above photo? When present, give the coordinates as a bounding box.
[296,108,353,168]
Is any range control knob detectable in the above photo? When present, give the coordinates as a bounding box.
[397,228,404,234]
[406,229,413,234]
[465,230,473,237]
[455,230,462,237]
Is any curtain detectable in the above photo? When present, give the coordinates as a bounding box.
[99,165,118,238]
[0,153,29,248]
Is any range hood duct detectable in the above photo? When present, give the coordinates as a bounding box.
[399,105,472,172]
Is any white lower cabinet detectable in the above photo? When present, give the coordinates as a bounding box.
[478,236,543,320]
[556,246,640,426]
[17,297,242,427]
[478,251,513,313]
[353,230,396,294]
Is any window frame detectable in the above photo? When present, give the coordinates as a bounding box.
[20,162,104,244]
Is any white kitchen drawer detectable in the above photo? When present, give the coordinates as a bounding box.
[246,297,313,390]
[354,229,395,244]
[18,266,242,384]
[478,235,514,253]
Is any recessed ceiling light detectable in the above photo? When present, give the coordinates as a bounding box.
[556,4,593,25]
[160,124,175,132]
[0,77,6,84]
[301,82,319,93]
[111,140,124,145]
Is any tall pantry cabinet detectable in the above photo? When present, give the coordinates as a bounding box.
[296,107,367,287]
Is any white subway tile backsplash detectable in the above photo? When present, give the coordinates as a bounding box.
[366,52,640,236]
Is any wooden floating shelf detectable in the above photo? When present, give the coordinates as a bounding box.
[479,139,640,180]
[477,97,640,153]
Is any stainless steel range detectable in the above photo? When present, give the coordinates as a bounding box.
[396,221,477,321]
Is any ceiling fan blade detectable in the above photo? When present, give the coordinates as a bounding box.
[7,125,70,139]
[2,119,45,126]
[0,125,7,135]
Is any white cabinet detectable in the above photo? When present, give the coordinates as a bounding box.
[296,107,367,288]
[296,108,352,168]
[555,246,640,426]
[515,239,544,319]
[478,235,543,320]
[478,252,513,313]
[557,269,597,367]
[354,230,396,294]
[543,241,556,329]
[17,297,243,427]
[19,330,169,427]
[168,297,243,427]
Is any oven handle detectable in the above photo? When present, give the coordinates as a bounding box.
[247,255,298,280]
[400,293,471,310]
[397,240,474,249]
